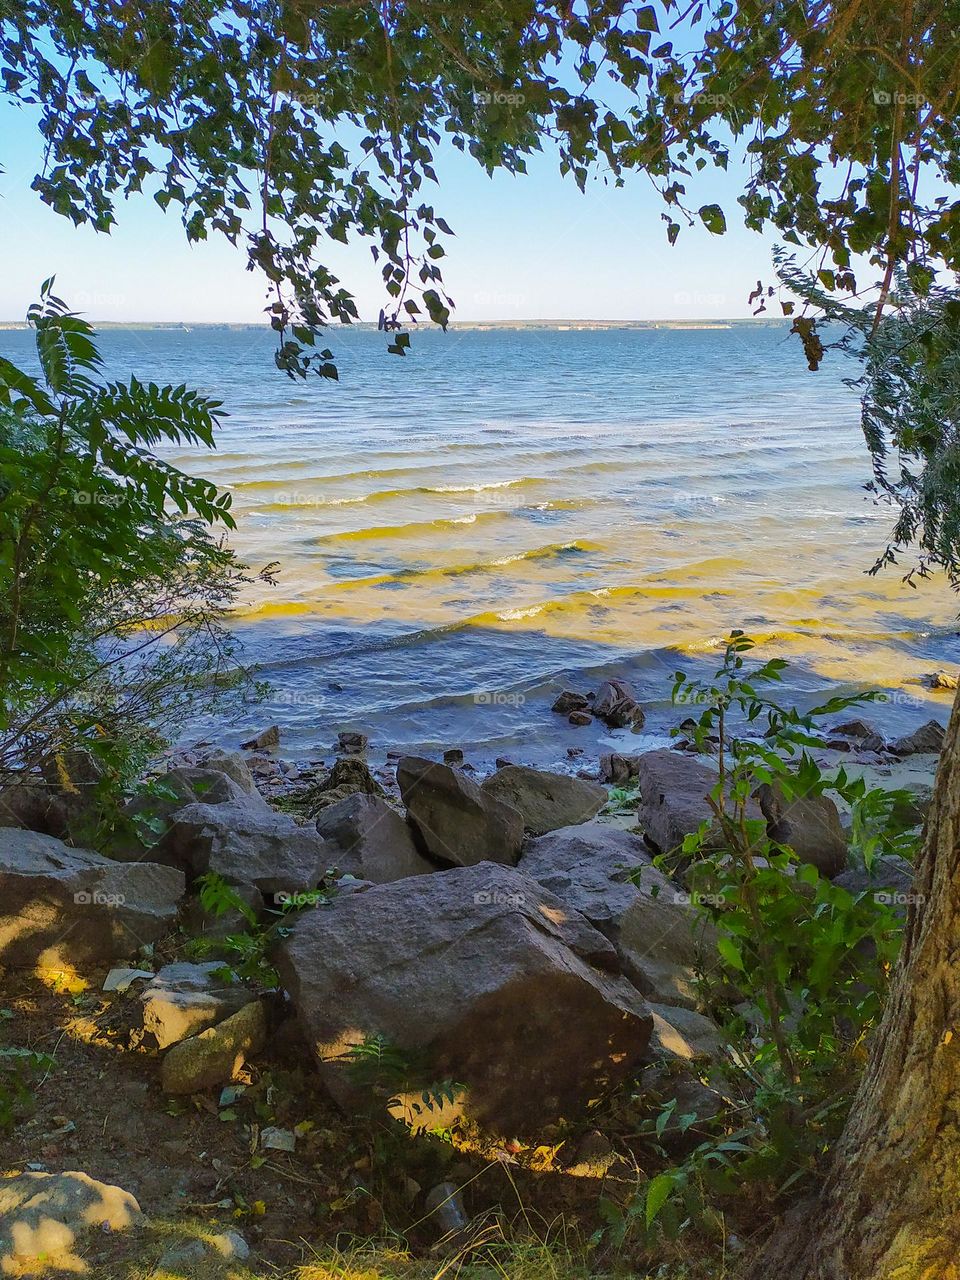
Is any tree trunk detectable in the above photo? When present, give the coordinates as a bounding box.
[751,686,960,1279]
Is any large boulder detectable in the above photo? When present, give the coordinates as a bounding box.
[134,961,255,1050]
[636,750,761,857]
[306,756,386,815]
[755,781,848,877]
[162,802,328,900]
[315,793,437,883]
[277,862,653,1133]
[0,829,185,970]
[199,749,262,795]
[480,765,607,835]
[890,719,946,757]
[0,1171,141,1273]
[114,766,269,860]
[397,757,523,867]
[520,821,719,1008]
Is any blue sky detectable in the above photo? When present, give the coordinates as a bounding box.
[0,96,783,324]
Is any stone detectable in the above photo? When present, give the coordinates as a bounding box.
[0,829,184,970]
[593,679,646,729]
[0,1171,141,1272]
[443,748,465,765]
[929,671,959,691]
[520,821,720,1008]
[337,730,368,754]
[135,960,255,1050]
[241,725,281,750]
[833,854,917,916]
[277,863,653,1133]
[161,999,267,1093]
[832,719,885,752]
[397,756,523,867]
[568,711,592,726]
[647,1002,723,1062]
[480,766,607,835]
[162,802,328,900]
[552,690,590,715]
[424,1183,469,1239]
[636,750,762,857]
[755,781,848,877]
[600,753,642,784]
[0,780,52,832]
[179,883,264,942]
[199,749,262,795]
[261,1126,296,1151]
[158,1230,249,1269]
[315,793,437,882]
[890,719,946,756]
[102,967,154,994]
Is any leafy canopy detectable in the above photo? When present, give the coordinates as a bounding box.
[2,1,958,373]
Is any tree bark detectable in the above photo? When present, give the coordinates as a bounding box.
[752,685,960,1280]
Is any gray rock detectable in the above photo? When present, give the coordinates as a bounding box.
[161,999,266,1093]
[552,690,590,715]
[162,802,328,899]
[307,757,385,816]
[890,719,946,756]
[0,1171,141,1272]
[832,719,886,752]
[480,766,607,835]
[568,710,593,726]
[755,781,848,877]
[636,750,762,857]
[199,749,262,795]
[520,821,719,1008]
[647,1002,723,1063]
[315,793,437,883]
[158,1230,249,1269]
[337,730,368,754]
[241,725,281,750]
[600,753,642,784]
[397,756,523,867]
[594,679,646,729]
[0,829,184,970]
[135,960,255,1050]
[277,862,652,1133]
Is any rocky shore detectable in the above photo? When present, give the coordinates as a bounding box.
[0,675,946,1276]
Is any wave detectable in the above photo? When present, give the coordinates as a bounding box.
[245,476,548,512]
[313,511,504,543]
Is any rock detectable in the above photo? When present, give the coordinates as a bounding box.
[480,766,607,835]
[833,854,916,916]
[199,749,262,795]
[158,1229,249,1269]
[115,767,268,859]
[890,719,946,756]
[135,961,255,1050]
[0,829,184,970]
[397,756,523,867]
[552,690,590,715]
[277,863,653,1133]
[929,671,959,691]
[755,781,848,877]
[162,802,328,900]
[179,883,264,942]
[520,821,718,1008]
[241,725,281,751]
[890,783,933,828]
[306,757,385,815]
[315,793,437,882]
[261,1126,296,1152]
[593,679,646,729]
[636,750,762,857]
[0,779,52,832]
[443,748,465,766]
[568,711,593,727]
[161,999,267,1093]
[337,730,368,754]
[832,719,885,752]
[0,1171,141,1272]
[564,1129,619,1178]
[600,753,642,784]
[647,1002,723,1063]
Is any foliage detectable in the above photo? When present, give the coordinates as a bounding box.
[0,282,261,797]
[778,256,960,585]
[608,632,920,1247]
[2,3,956,374]
[344,1034,465,1132]
[0,1042,55,1131]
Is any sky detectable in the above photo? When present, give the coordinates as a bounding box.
[0,95,784,325]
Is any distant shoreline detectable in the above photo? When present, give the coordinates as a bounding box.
[0,317,791,332]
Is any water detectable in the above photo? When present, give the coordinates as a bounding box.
[3,323,956,765]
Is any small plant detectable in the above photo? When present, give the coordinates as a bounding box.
[344,1033,464,1131]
